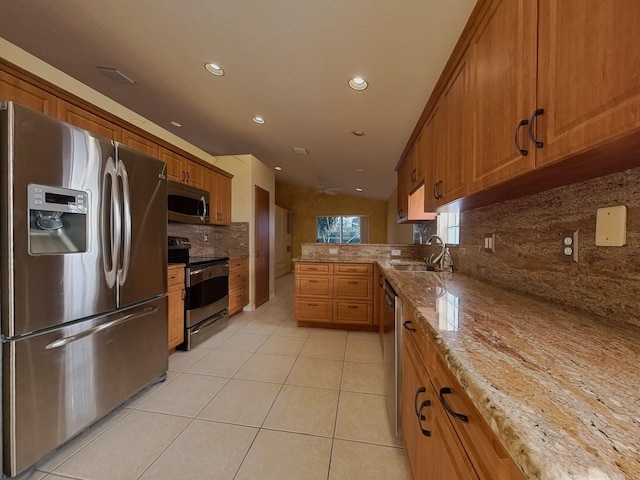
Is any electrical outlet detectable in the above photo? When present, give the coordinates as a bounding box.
[483,233,495,253]
[329,248,338,254]
[561,230,578,262]
[391,249,402,256]
[203,233,208,243]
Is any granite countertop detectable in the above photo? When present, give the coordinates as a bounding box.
[296,256,640,479]
[383,267,639,480]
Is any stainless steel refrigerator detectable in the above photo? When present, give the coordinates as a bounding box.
[0,102,168,478]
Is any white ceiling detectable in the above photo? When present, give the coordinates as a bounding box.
[0,0,475,200]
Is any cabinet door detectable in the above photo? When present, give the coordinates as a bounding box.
[536,0,640,167]
[215,174,232,224]
[468,0,537,192]
[423,103,445,212]
[0,70,57,115]
[121,129,158,157]
[396,158,411,223]
[56,101,122,141]
[167,267,185,351]
[158,147,184,183]
[440,59,469,205]
[186,161,204,188]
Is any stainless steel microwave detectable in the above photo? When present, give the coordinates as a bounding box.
[167,180,210,224]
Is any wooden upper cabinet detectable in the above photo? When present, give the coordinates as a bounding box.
[206,170,232,225]
[535,0,640,168]
[158,147,204,188]
[422,103,444,212]
[396,157,411,222]
[0,71,57,115]
[56,100,122,141]
[467,0,537,192]
[121,129,159,158]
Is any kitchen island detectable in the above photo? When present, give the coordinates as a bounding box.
[296,254,640,479]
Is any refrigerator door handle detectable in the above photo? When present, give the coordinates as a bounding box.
[117,160,132,286]
[101,157,120,288]
[44,306,158,350]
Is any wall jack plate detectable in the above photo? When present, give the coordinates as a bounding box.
[483,233,495,253]
[561,230,578,262]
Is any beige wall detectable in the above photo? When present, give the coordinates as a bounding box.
[276,182,387,259]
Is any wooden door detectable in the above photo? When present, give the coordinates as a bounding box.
[254,185,270,307]
[0,70,57,115]
[536,0,640,167]
[468,0,537,192]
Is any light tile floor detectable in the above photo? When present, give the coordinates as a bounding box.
[31,274,410,480]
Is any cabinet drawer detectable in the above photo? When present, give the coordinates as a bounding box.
[295,299,332,323]
[429,350,521,480]
[229,257,248,271]
[334,263,373,276]
[229,269,248,290]
[296,276,332,297]
[333,300,372,325]
[229,287,248,316]
[167,266,185,286]
[334,277,372,300]
[295,262,333,275]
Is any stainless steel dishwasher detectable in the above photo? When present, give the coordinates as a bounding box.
[383,279,402,439]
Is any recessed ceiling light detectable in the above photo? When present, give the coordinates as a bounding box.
[253,116,265,124]
[274,166,282,171]
[205,63,224,76]
[348,77,368,91]
[355,167,365,172]
[351,130,366,137]
[355,188,363,192]
[170,121,182,127]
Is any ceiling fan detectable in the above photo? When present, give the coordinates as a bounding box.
[314,178,342,195]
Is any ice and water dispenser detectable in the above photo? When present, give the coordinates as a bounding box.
[28,184,88,254]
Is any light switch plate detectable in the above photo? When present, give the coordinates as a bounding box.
[595,205,627,246]
[329,248,339,254]
[391,249,402,256]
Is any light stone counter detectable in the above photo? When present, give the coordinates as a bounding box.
[296,256,640,479]
[383,267,639,480]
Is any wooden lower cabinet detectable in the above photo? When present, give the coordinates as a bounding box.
[294,262,374,330]
[228,257,249,317]
[401,311,526,480]
[167,265,185,352]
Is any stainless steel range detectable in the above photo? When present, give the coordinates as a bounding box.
[168,237,229,350]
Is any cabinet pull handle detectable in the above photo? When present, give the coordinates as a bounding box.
[378,275,384,287]
[181,289,185,300]
[410,168,417,183]
[347,281,359,284]
[414,386,426,417]
[308,280,318,283]
[432,181,439,200]
[402,320,416,332]
[347,305,358,309]
[398,208,406,220]
[528,108,544,148]
[439,387,469,423]
[308,303,318,307]
[514,118,529,156]
[418,400,431,437]
[308,267,318,271]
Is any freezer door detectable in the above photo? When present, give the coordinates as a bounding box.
[115,144,167,307]
[2,295,168,477]
[1,103,116,337]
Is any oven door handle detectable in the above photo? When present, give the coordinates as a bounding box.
[192,310,227,335]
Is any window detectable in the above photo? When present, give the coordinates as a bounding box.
[412,212,460,245]
[317,216,368,243]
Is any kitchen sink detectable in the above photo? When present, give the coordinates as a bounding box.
[391,264,436,272]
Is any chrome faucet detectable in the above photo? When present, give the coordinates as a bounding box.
[424,234,446,271]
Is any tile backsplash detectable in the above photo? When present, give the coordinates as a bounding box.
[451,167,640,327]
[168,222,249,258]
